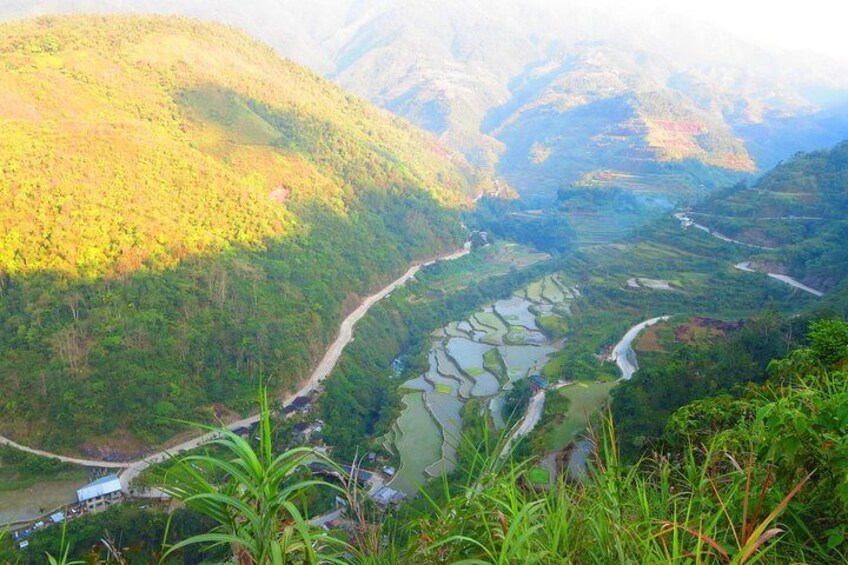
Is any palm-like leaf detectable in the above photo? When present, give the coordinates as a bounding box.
[159,388,350,564]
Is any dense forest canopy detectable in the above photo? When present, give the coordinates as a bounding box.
[0,15,482,454]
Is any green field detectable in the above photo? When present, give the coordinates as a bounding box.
[408,242,550,300]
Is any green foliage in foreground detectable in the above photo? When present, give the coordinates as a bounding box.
[160,319,848,563]
[158,392,349,564]
[9,322,847,564]
[0,504,223,564]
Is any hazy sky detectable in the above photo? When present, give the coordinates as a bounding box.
[604,0,848,60]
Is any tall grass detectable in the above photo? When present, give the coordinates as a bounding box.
[158,390,349,564]
[148,398,830,564]
[368,416,825,564]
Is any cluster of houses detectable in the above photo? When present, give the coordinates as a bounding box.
[308,461,407,535]
[271,393,409,526]
[11,388,408,551]
[676,212,696,229]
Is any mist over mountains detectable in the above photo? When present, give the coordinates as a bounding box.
[4,0,848,199]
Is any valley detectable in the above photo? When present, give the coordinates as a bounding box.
[388,274,576,494]
[0,241,472,524]
[0,6,846,564]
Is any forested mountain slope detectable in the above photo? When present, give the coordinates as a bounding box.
[0,15,480,457]
[693,141,848,290]
[5,1,848,201]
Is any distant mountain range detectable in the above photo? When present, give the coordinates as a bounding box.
[4,0,848,201]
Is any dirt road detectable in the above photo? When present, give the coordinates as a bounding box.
[0,243,472,492]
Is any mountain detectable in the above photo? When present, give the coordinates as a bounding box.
[5,1,848,203]
[0,15,480,456]
[693,141,848,291]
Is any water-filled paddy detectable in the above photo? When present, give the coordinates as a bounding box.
[436,350,474,398]
[402,374,434,392]
[424,392,464,477]
[494,297,538,330]
[390,393,444,495]
[499,345,557,383]
[389,272,581,496]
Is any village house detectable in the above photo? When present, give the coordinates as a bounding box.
[76,475,123,513]
[283,396,312,417]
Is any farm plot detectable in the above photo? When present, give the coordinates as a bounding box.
[389,393,444,495]
[444,321,471,338]
[401,375,434,393]
[423,351,460,395]
[436,349,475,398]
[541,275,567,303]
[424,392,464,478]
[498,345,557,384]
[446,338,500,396]
[471,311,508,344]
[494,297,539,330]
[505,327,548,346]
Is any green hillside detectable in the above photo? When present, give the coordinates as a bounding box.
[0,15,481,456]
[693,141,848,289]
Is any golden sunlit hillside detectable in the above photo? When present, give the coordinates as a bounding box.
[0,15,480,453]
[0,15,478,279]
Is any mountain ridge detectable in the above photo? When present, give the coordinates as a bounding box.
[4,1,848,200]
[0,14,480,454]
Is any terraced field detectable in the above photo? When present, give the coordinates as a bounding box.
[423,393,464,477]
[390,393,444,496]
[391,274,581,494]
[499,345,557,385]
[494,297,539,330]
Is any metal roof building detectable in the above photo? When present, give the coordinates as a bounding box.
[76,475,123,503]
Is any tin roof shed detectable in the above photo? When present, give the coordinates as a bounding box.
[76,475,123,503]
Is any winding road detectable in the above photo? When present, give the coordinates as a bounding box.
[674,213,776,250]
[676,212,825,297]
[500,389,546,457]
[735,262,824,297]
[0,243,472,491]
[608,316,672,381]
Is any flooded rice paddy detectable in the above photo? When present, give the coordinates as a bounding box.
[389,274,579,494]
